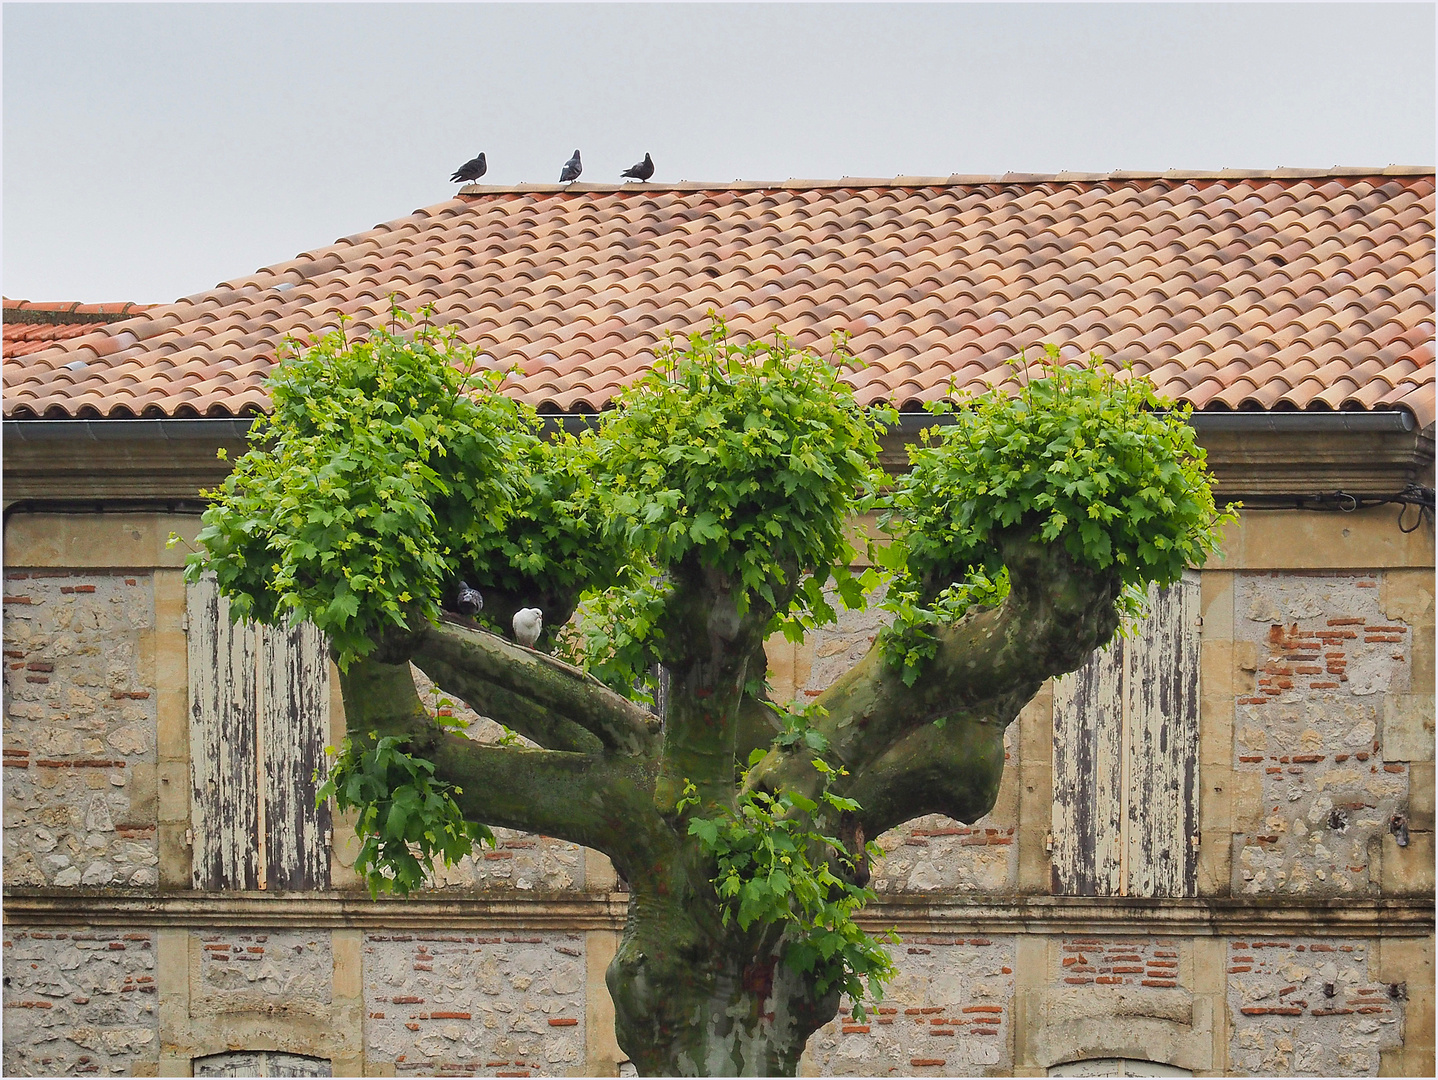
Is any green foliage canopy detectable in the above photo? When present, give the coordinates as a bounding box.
[594,320,894,638]
[187,307,634,666]
[876,345,1236,682]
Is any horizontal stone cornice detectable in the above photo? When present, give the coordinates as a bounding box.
[3,890,1431,938]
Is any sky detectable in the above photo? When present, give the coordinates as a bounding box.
[3,1,1434,304]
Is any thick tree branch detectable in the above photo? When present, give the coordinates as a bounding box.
[336,657,678,890]
[748,529,1121,835]
[413,620,660,758]
[415,648,605,754]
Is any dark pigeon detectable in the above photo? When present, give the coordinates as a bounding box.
[559,149,582,183]
[455,581,484,617]
[450,152,487,184]
[621,153,654,182]
[442,579,484,619]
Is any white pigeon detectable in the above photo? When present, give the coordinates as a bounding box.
[512,607,543,648]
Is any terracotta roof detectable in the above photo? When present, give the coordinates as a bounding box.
[3,299,156,360]
[3,169,1433,426]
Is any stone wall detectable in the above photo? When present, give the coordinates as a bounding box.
[3,572,159,890]
[1227,937,1402,1076]
[803,935,1015,1077]
[2,929,159,1077]
[3,508,1432,1077]
[363,933,587,1076]
[1231,572,1416,895]
[193,930,332,1014]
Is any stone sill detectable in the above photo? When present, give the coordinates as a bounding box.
[3,890,1431,938]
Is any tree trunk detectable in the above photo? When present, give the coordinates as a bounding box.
[607,889,839,1077]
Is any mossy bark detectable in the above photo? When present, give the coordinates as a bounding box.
[335,534,1121,1076]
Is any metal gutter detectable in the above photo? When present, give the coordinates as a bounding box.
[1182,410,1417,433]
[2,410,1422,441]
[887,409,1421,436]
[3,417,255,441]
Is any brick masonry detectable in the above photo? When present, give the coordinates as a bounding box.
[2,929,159,1077]
[3,573,159,889]
[1056,935,1183,991]
[803,935,1015,1076]
[1227,938,1402,1075]
[1232,573,1411,894]
[363,932,587,1077]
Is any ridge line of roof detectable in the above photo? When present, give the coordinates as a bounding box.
[456,166,1435,195]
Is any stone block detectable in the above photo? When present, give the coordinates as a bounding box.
[1201,569,1235,639]
[1018,682,1054,766]
[763,635,798,704]
[1409,763,1434,831]
[1411,629,1435,695]
[332,930,363,1002]
[1017,764,1053,894]
[157,761,189,823]
[585,930,622,1076]
[1381,569,1436,629]
[1384,694,1436,762]
[1409,983,1435,1050]
[158,930,190,997]
[1201,639,1236,699]
[1381,1043,1437,1077]
[584,847,617,892]
[1197,781,1232,896]
[1380,831,1435,895]
[1213,507,1434,571]
[1200,693,1235,769]
[990,737,1021,821]
[1378,935,1435,986]
[1232,641,1260,692]
[158,822,192,889]
[328,807,363,891]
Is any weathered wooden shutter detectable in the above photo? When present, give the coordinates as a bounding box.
[1051,572,1200,897]
[188,575,331,890]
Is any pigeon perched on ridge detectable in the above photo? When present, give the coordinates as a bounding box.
[450,152,487,184]
[621,153,654,182]
[512,607,543,648]
[559,150,582,183]
[453,581,484,617]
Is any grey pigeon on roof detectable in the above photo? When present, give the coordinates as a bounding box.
[621,153,654,182]
[450,152,487,184]
[559,150,582,183]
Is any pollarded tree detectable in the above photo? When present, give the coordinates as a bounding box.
[189,308,1231,1076]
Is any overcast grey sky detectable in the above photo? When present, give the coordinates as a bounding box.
[4,2,1434,304]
